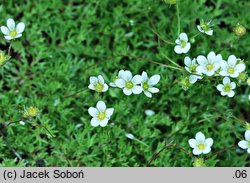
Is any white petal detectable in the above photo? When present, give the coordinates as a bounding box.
[196,66,204,74]
[238,140,249,149]
[227,91,235,98]
[106,108,114,118]
[122,70,132,81]
[184,56,192,66]
[90,76,98,84]
[109,82,116,87]
[220,60,228,70]
[207,51,216,62]
[118,70,125,78]
[189,75,198,84]
[99,118,109,127]
[148,75,160,86]
[148,87,159,93]
[230,72,239,78]
[4,35,13,40]
[96,101,106,112]
[174,45,183,54]
[88,107,98,117]
[7,18,15,30]
[188,139,197,148]
[197,55,207,65]
[193,149,202,155]
[144,91,152,98]
[15,34,22,38]
[221,91,227,96]
[132,75,142,84]
[245,130,250,140]
[141,71,148,82]
[216,84,223,91]
[91,118,100,127]
[231,82,236,89]
[16,22,25,34]
[132,86,143,94]
[219,70,228,76]
[205,138,213,147]
[123,88,132,95]
[115,79,125,88]
[175,39,180,44]
[182,42,191,53]
[102,84,109,92]
[223,77,230,84]
[1,26,9,34]
[98,75,105,84]
[197,25,203,33]
[228,55,237,66]
[235,64,246,73]
[195,132,205,142]
[202,147,211,154]
[88,84,95,90]
[179,32,188,42]
[205,30,213,36]
[205,70,215,76]
[247,148,250,154]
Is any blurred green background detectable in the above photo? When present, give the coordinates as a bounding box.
[0,0,249,166]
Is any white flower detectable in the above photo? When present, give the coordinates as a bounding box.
[19,121,25,125]
[238,130,250,154]
[145,109,155,116]
[109,70,125,87]
[196,51,222,76]
[188,132,213,155]
[219,55,246,78]
[216,77,236,97]
[115,70,142,95]
[197,20,213,36]
[174,33,191,54]
[1,18,25,40]
[125,133,135,139]
[184,56,202,84]
[88,75,108,92]
[140,71,160,98]
[88,101,114,127]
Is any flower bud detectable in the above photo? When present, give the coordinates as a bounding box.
[234,24,246,37]
[180,77,191,91]
[23,106,40,119]
[247,78,250,86]
[245,122,250,130]
[193,158,206,167]
[0,51,11,66]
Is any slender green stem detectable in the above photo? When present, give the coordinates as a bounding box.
[63,88,88,98]
[8,42,12,55]
[151,28,175,45]
[134,138,149,147]
[176,3,180,36]
[162,54,182,68]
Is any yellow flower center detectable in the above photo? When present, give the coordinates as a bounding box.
[94,82,104,92]
[98,112,106,121]
[206,63,214,71]
[201,23,210,31]
[125,81,134,89]
[223,84,232,92]
[180,40,187,48]
[227,67,235,74]
[142,82,149,91]
[197,143,206,150]
[189,64,198,73]
[10,29,18,38]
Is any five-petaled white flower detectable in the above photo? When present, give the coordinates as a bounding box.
[219,55,246,78]
[88,101,114,127]
[238,130,250,154]
[1,18,25,40]
[197,20,213,36]
[196,51,222,76]
[217,77,236,97]
[188,132,213,155]
[109,70,125,87]
[184,56,202,84]
[174,33,191,54]
[115,70,142,95]
[88,75,109,92]
[216,77,236,98]
[141,71,160,98]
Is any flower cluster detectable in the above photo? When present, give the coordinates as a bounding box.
[88,70,160,127]
[174,23,247,98]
